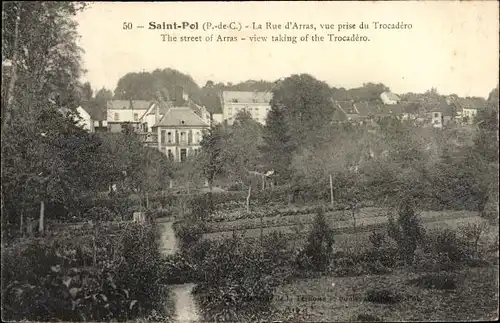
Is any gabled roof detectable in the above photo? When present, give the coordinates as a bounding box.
[332,107,348,122]
[336,101,357,114]
[201,92,223,114]
[80,100,107,121]
[381,92,400,101]
[457,97,486,111]
[378,103,404,116]
[154,107,209,127]
[222,91,272,104]
[107,100,152,111]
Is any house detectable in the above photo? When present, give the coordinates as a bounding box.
[78,100,108,132]
[380,91,400,105]
[221,91,272,125]
[152,105,210,162]
[75,105,93,132]
[106,100,152,133]
[428,99,454,128]
[447,96,486,124]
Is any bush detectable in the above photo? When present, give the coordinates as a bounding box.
[387,198,424,265]
[1,222,171,322]
[172,220,206,251]
[192,234,286,322]
[369,230,386,249]
[84,206,117,222]
[295,208,335,273]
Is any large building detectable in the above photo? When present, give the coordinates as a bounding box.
[220,91,272,125]
[106,100,152,133]
[138,87,218,162]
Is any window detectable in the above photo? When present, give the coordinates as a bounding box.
[181,120,185,125]
[232,98,239,103]
[195,131,201,143]
[180,132,186,144]
[114,113,120,121]
[167,149,174,161]
[434,113,439,118]
[133,113,139,121]
[160,130,166,144]
[167,132,172,143]
[180,149,187,162]
[252,99,258,103]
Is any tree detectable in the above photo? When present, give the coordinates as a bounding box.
[260,103,295,183]
[2,108,103,233]
[114,68,203,104]
[226,110,264,182]
[2,2,87,233]
[270,74,335,149]
[199,124,229,193]
[80,81,93,101]
[95,87,113,103]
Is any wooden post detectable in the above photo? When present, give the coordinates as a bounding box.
[329,174,334,206]
[246,185,252,213]
[38,201,45,233]
[20,210,24,236]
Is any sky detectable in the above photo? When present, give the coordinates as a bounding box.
[75,1,499,98]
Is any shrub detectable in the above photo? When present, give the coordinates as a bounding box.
[295,208,335,273]
[387,198,424,265]
[84,206,117,222]
[369,230,386,249]
[364,288,400,304]
[172,220,206,251]
[192,234,285,322]
[1,223,171,322]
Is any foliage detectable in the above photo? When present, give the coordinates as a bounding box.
[296,208,335,273]
[387,198,424,265]
[1,223,171,322]
[113,68,202,104]
[192,233,292,322]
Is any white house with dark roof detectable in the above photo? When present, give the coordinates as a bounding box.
[151,106,210,162]
[106,100,153,133]
[221,91,272,125]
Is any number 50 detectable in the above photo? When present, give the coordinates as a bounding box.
[123,22,133,30]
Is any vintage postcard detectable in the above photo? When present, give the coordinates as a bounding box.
[1,1,499,322]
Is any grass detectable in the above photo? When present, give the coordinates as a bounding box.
[269,266,499,322]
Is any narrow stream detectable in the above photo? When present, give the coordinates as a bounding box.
[157,220,201,322]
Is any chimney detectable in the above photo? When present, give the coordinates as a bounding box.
[155,103,160,125]
[174,86,184,104]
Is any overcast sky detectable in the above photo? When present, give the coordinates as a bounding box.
[75,1,499,98]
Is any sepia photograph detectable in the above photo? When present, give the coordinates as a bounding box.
[1,1,499,322]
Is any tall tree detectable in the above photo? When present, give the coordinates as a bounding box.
[2,2,87,230]
[260,104,295,183]
[271,74,335,148]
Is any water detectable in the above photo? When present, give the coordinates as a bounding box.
[157,220,201,322]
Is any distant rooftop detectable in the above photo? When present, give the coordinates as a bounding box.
[107,100,152,111]
[222,91,272,104]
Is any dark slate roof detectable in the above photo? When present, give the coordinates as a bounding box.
[107,100,152,111]
[200,92,223,114]
[80,100,107,121]
[332,107,348,122]
[155,107,209,127]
